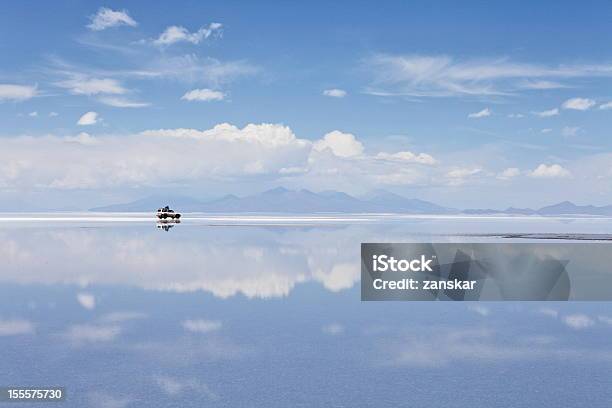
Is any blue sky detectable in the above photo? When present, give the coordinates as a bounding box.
[1,1,612,209]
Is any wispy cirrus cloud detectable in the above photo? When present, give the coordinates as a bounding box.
[364,54,612,97]
[97,96,151,108]
[56,76,128,96]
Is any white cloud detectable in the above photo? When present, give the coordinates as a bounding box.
[0,319,34,336]
[135,55,258,87]
[182,319,222,334]
[599,101,612,110]
[383,327,612,368]
[63,324,120,343]
[181,88,225,102]
[57,77,127,96]
[507,113,524,118]
[538,308,558,318]
[497,167,520,180]
[540,128,552,133]
[376,151,436,165]
[87,7,137,31]
[77,292,96,310]
[154,23,222,46]
[0,84,37,101]
[65,132,98,145]
[49,112,59,117]
[100,312,147,323]
[563,314,594,330]
[468,108,491,118]
[365,54,612,97]
[322,323,344,335]
[519,80,567,90]
[467,304,490,316]
[534,108,559,117]
[323,89,347,98]
[313,130,364,158]
[598,316,612,326]
[561,126,580,137]
[530,164,570,178]
[155,376,218,400]
[562,97,596,111]
[446,167,481,179]
[77,111,99,126]
[28,111,38,117]
[98,97,150,108]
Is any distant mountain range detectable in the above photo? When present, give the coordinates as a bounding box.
[90,187,454,214]
[90,189,612,216]
[464,201,612,216]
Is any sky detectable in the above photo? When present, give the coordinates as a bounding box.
[1,1,612,209]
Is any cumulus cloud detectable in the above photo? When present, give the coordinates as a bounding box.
[49,112,59,117]
[77,111,99,126]
[0,84,37,101]
[154,23,222,46]
[507,113,524,118]
[497,167,520,180]
[28,111,38,117]
[364,54,612,97]
[313,131,364,157]
[562,97,596,111]
[540,128,552,133]
[323,89,347,98]
[77,293,96,310]
[0,319,34,336]
[563,314,594,330]
[376,151,436,165]
[468,108,491,118]
[87,7,137,31]
[182,319,222,334]
[530,164,570,178]
[534,108,559,117]
[0,122,454,192]
[181,88,225,102]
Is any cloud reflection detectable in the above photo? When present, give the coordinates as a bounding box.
[0,226,364,298]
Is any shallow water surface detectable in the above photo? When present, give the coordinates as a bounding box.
[1,214,612,407]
